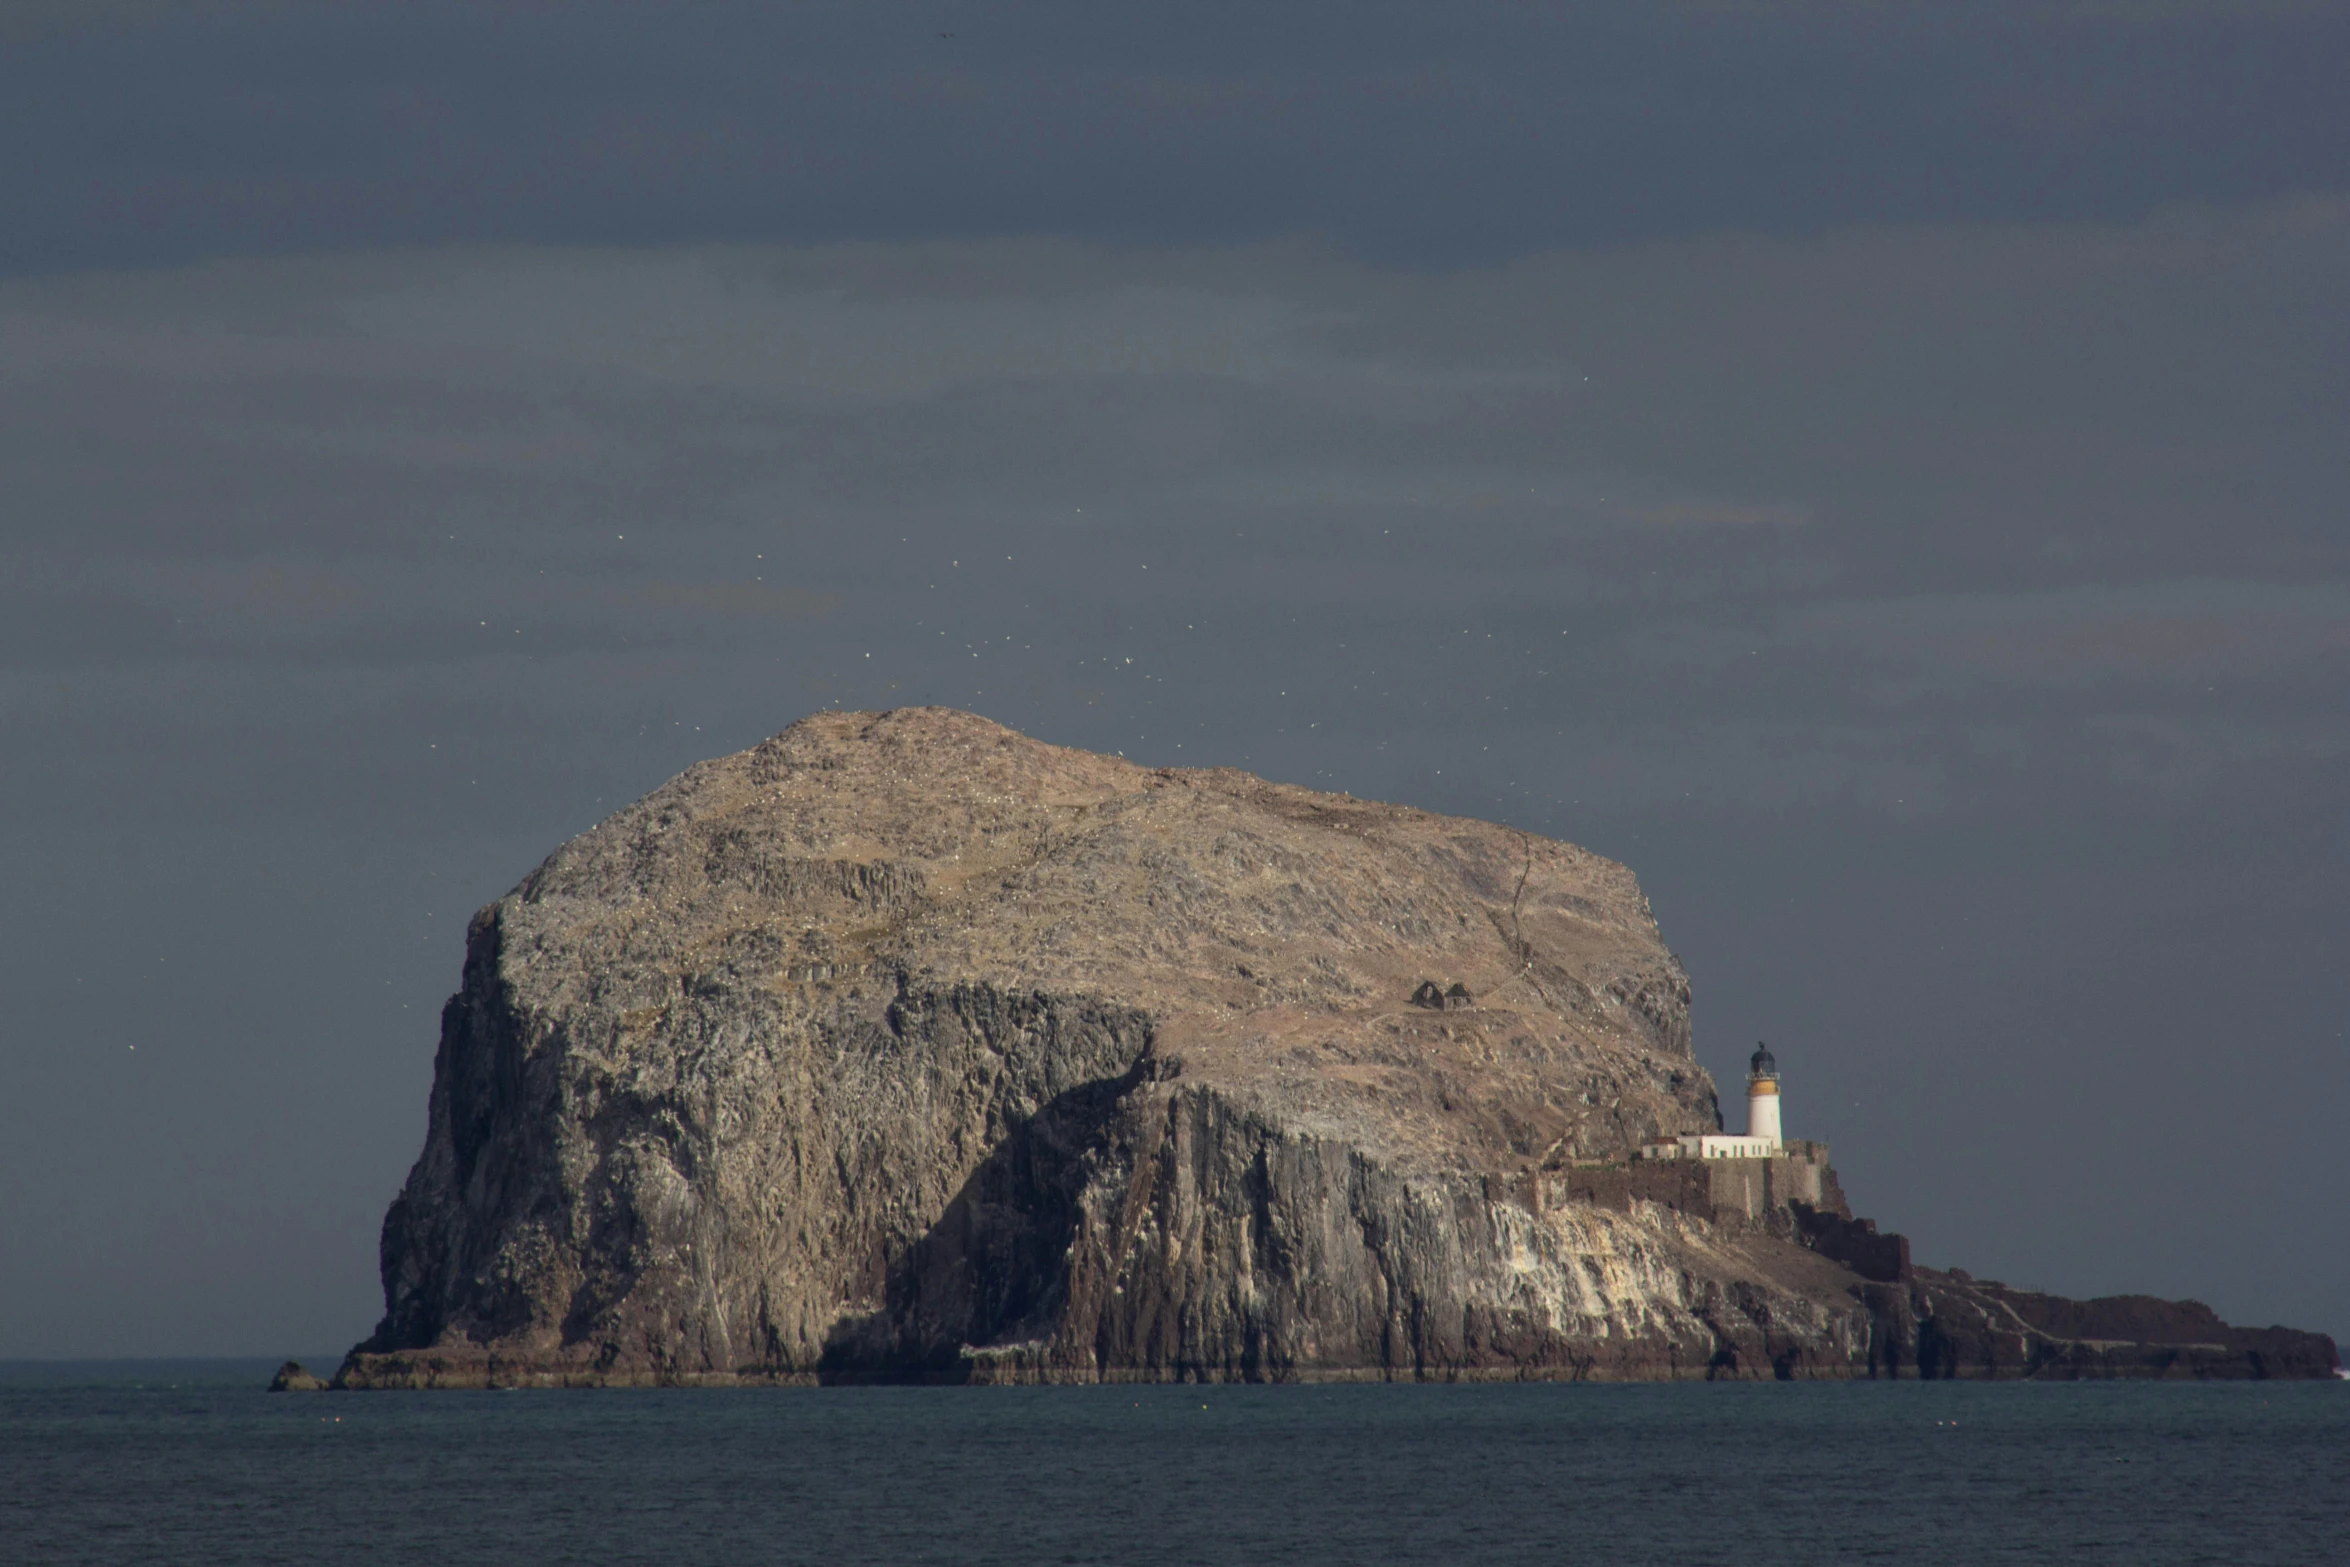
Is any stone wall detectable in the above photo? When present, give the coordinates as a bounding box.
[1546,1146,1846,1230]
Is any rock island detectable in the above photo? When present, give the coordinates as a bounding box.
[333,709,2339,1386]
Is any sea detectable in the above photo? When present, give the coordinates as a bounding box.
[3,1361,2344,1565]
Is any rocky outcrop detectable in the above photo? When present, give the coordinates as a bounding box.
[1890,1272,2340,1380]
[335,709,2339,1387]
[267,1361,327,1391]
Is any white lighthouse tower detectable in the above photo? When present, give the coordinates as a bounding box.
[1745,1042,1783,1146]
[1638,1044,1812,1165]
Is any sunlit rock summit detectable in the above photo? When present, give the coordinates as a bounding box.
[337,709,2338,1385]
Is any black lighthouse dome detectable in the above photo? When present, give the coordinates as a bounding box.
[1749,1043,1778,1081]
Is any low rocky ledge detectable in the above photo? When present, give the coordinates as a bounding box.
[1894,1272,2340,1381]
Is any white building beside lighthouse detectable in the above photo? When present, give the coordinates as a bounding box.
[1639,1043,1791,1160]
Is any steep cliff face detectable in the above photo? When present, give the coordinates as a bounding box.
[338,709,2337,1386]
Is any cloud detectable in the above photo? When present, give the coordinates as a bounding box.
[4,194,2344,826]
[631,580,841,621]
[1796,582,2350,689]
[5,2,2347,272]
[2085,710,2350,803]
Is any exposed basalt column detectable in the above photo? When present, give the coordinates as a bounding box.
[334,708,2340,1388]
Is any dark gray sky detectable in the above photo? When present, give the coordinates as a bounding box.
[3,1,2345,1357]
